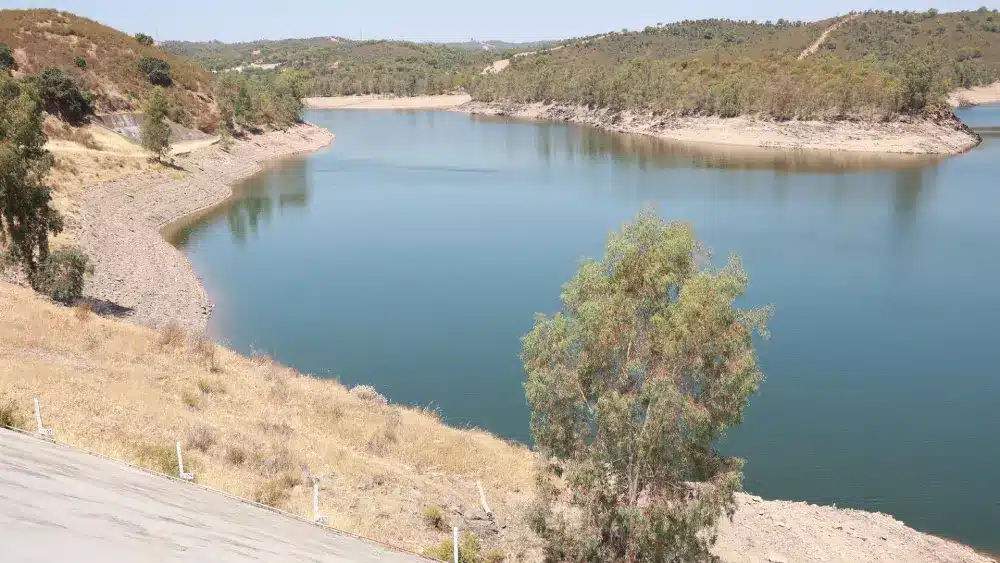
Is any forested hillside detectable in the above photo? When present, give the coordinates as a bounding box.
[469,9,1000,120]
[162,37,499,97]
[0,9,219,130]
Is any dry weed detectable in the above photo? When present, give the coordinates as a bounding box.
[253,473,302,508]
[423,505,446,530]
[224,443,249,466]
[134,442,180,475]
[350,384,388,405]
[187,425,216,453]
[180,389,202,410]
[73,304,92,321]
[158,323,186,348]
[192,336,222,373]
[196,376,226,395]
[0,393,27,429]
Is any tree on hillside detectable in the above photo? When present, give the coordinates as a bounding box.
[135,33,155,46]
[522,209,771,563]
[0,72,92,302]
[141,87,171,161]
[30,68,93,124]
[139,57,172,86]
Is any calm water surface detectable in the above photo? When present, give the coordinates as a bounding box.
[173,106,1000,552]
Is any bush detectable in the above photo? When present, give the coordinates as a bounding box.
[29,247,93,304]
[423,505,446,529]
[0,393,26,429]
[139,57,172,86]
[74,56,87,69]
[135,443,181,475]
[422,532,483,563]
[187,425,216,452]
[141,87,171,159]
[0,42,14,70]
[350,384,387,405]
[135,33,155,46]
[253,474,301,507]
[32,68,93,124]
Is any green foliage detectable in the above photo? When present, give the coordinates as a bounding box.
[214,71,301,128]
[0,42,14,70]
[29,68,92,124]
[422,532,483,563]
[139,56,172,86]
[423,505,445,529]
[0,72,64,285]
[134,32,154,46]
[74,55,87,69]
[30,246,93,303]
[141,87,171,159]
[522,209,771,563]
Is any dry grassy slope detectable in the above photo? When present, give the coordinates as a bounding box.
[1,282,997,563]
[0,9,219,131]
[0,281,539,559]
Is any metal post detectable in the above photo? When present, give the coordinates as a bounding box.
[176,441,184,477]
[453,527,459,563]
[33,397,52,438]
[313,483,328,524]
[34,397,43,433]
[176,441,195,481]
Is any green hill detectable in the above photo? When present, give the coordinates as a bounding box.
[469,10,1000,120]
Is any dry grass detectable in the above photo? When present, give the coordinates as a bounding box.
[0,281,539,558]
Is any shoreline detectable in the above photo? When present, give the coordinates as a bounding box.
[456,101,982,155]
[949,81,1000,108]
[303,94,471,110]
[70,123,334,332]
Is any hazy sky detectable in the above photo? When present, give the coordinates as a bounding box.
[3,0,994,43]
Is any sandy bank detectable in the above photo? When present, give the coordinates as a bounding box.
[950,81,1000,107]
[303,94,471,110]
[69,123,334,332]
[458,101,982,155]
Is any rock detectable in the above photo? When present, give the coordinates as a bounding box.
[766,553,788,563]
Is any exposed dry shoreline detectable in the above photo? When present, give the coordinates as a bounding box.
[457,101,982,155]
[949,81,1000,107]
[68,123,334,332]
[303,94,471,110]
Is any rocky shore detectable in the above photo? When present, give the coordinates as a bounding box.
[68,123,334,332]
[457,101,982,155]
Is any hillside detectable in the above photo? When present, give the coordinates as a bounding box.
[0,9,220,131]
[162,37,499,97]
[469,10,1000,120]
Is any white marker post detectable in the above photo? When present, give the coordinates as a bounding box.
[313,483,328,524]
[33,397,53,439]
[453,526,459,563]
[176,441,195,481]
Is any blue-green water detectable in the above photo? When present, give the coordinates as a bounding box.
[173,106,1000,552]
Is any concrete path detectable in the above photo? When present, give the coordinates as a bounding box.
[0,429,427,562]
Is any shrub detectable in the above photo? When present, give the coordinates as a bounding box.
[422,532,482,563]
[158,323,186,347]
[484,549,506,563]
[193,337,222,373]
[349,384,387,405]
[423,505,445,529]
[0,393,26,429]
[135,33,155,46]
[135,443,180,475]
[0,42,15,70]
[139,57,172,86]
[32,68,93,124]
[74,56,87,69]
[180,389,202,410]
[30,247,93,304]
[141,87,171,160]
[196,376,226,395]
[187,425,216,452]
[253,474,301,507]
[225,444,249,466]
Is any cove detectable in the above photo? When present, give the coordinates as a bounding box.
[171,106,1000,553]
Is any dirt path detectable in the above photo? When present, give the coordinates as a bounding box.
[798,14,858,60]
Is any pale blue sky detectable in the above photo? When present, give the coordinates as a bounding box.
[3,0,994,43]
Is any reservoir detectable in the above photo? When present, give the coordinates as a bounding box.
[172,105,1000,552]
